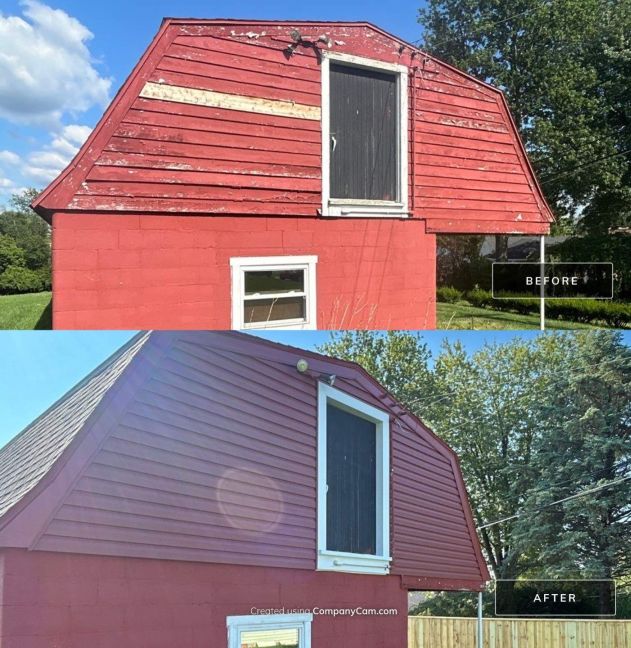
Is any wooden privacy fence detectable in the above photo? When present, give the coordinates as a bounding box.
[408,616,631,648]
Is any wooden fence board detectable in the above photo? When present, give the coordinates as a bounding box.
[408,617,631,648]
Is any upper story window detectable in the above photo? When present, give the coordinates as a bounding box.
[321,52,408,218]
[230,256,317,330]
[317,383,391,574]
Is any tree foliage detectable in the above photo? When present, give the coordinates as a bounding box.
[418,0,631,234]
[0,189,50,293]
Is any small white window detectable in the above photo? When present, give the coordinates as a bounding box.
[321,51,409,218]
[317,383,391,575]
[230,256,317,330]
[227,613,312,648]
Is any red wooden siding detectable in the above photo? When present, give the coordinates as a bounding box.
[51,213,436,330]
[34,20,552,233]
[24,331,486,590]
[0,548,407,648]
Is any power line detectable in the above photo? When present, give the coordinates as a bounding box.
[477,474,631,530]
[411,0,553,50]
[473,458,631,513]
[540,147,631,185]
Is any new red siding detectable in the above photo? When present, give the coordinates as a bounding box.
[52,213,436,329]
[0,549,407,648]
[9,332,486,590]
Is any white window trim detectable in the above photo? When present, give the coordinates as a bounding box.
[227,613,312,648]
[321,50,409,218]
[317,382,391,575]
[230,255,317,330]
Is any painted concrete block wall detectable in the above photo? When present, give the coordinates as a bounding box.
[52,213,436,330]
[0,549,407,648]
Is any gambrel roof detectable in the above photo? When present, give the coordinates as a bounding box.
[32,19,552,234]
[0,331,489,591]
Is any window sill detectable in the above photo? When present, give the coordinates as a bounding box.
[317,550,391,575]
[321,201,409,218]
[242,319,315,330]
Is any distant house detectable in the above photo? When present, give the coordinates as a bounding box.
[480,235,569,260]
[0,331,488,647]
[32,19,552,330]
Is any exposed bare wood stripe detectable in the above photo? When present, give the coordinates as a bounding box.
[140,81,321,120]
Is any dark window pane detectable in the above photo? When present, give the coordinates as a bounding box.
[243,296,305,324]
[244,269,304,295]
[330,63,397,201]
[326,403,376,554]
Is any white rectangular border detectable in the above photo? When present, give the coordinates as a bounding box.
[230,255,317,330]
[317,382,391,574]
[227,613,313,648]
[321,51,409,218]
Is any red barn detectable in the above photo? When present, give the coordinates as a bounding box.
[32,19,553,330]
[0,331,488,647]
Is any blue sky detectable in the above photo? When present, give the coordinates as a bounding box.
[0,0,427,204]
[4,328,626,448]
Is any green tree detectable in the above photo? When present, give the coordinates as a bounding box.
[0,234,26,273]
[512,331,631,581]
[0,189,50,272]
[418,0,631,233]
[318,331,435,411]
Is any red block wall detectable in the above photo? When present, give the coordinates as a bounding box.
[0,548,407,648]
[51,213,436,330]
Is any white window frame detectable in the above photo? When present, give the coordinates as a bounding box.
[227,613,312,648]
[317,382,391,575]
[321,51,409,218]
[230,255,317,330]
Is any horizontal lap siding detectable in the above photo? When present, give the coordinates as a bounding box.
[390,417,483,581]
[35,338,319,569]
[79,32,322,215]
[39,21,549,233]
[412,60,550,230]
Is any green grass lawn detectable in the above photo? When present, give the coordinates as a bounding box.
[0,291,605,331]
[0,292,52,329]
[437,302,596,330]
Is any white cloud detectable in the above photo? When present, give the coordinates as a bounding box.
[22,123,92,182]
[0,1,111,126]
[0,150,20,165]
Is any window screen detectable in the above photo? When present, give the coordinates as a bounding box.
[329,63,398,201]
[326,403,377,555]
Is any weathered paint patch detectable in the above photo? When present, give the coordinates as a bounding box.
[140,81,321,120]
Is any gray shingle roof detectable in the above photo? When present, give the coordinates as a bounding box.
[0,332,149,519]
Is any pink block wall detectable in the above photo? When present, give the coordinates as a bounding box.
[0,549,407,648]
[51,214,436,330]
